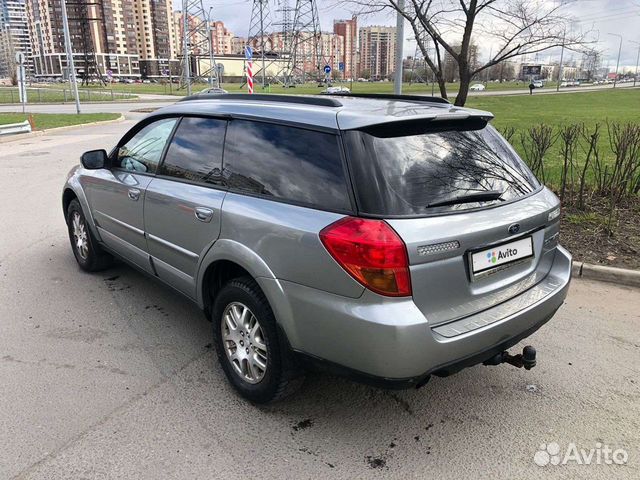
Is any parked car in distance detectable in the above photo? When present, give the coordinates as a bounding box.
[532,80,544,88]
[62,93,572,403]
[325,86,351,94]
[469,83,486,91]
[199,87,228,95]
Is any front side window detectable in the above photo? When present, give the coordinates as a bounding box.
[116,117,177,173]
[160,117,226,185]
[222,120,351,211]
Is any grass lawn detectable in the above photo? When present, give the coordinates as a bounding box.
[465,88,640,185]
[0,113,121,130]
[0,87,136,104]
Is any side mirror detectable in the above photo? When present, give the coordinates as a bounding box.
[80,149,108,169]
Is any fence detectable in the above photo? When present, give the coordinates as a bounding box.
[0,87,134,104]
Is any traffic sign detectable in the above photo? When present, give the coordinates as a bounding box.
[324,65,332,75]
[338,62,345,72]
[245,46,253,61]
[15,52,25,65]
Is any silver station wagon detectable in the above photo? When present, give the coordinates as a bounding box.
[62,94,572,403]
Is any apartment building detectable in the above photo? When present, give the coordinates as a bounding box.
[0,0,32,77]
[25,0,176,78]
[333,15,356,78]
[358,25,396,79]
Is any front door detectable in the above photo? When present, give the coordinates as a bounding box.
[144,116,227,298]
[82,117,178,273]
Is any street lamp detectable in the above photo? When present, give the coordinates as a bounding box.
[608,33,623,88]
[206,7,215,87]
[630,40,640,88]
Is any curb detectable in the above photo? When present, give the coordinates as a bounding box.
[0,114,125,144]
[573,261,640,288]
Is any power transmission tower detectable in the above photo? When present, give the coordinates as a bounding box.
[180,0,218,95]
[408,40,427,85]
[284,0,323,86]
[65,0,106,85]
[247,0,273,88]
[275,0,294,58]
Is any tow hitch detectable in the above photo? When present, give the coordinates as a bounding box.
[483,345,537,370]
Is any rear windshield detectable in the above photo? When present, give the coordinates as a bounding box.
[343,124,540,216]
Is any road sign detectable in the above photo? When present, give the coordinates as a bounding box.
[338,62,345,72]
[245,46,253,61]
[324,65,332,75]
[15,52,25,65]
[522,65,542,76]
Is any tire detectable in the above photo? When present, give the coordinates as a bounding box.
[212,276,304,403]
[66,199,113,272]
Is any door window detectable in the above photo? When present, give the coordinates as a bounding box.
[160,117,226,185]
[223,120,351,211]
[116,118,178,174]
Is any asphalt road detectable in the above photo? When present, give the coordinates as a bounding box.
[0,120,639,479]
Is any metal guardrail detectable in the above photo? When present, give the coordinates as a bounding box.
[0,120,32,136]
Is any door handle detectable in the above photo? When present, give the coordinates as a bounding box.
[127,188,141,201]
[194,207,214,223]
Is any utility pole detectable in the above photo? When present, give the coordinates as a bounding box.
[630,40,640,88]
[206,7,215,87]
[60,0,80,113]
[182,3,191,96]
[556,28,565,92]
[608,33,623,88]
[393,0,404,94]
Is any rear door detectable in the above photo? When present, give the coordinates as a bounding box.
[343,124,561,325]
[144,116,227,298]
[83,117,179,273]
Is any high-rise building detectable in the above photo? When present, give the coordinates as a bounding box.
[0,0,32,77]
[25,0,176,78]
[358,25,396,79]
[211,20,234,55]
[333,15,356,79]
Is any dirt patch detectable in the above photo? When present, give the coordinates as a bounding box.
[559,197,640,270]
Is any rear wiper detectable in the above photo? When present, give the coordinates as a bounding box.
[425,190,504,209]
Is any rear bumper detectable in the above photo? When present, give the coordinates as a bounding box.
[260,245,572,386]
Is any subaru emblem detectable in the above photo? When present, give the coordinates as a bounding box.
[508,223,521,235]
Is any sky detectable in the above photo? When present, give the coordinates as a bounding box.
[187,0,640,68]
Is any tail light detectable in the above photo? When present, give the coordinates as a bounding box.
[319,217,412,297]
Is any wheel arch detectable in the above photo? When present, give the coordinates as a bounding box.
[197,239,277,318]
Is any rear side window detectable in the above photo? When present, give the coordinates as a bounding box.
[223,120,351,211]
[160,117,226,185]
[343,124,540,216]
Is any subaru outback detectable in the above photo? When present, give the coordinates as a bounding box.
[62,93,572,403]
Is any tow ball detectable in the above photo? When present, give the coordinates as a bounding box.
[483,345,537,370]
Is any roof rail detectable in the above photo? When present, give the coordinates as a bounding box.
[179,93,343,107]
[321,92,451,105]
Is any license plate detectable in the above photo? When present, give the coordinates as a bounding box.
[471,236,534,275]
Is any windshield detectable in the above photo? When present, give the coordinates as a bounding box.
[343,124,540,216]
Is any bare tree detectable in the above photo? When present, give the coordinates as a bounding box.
[344,0,591,105]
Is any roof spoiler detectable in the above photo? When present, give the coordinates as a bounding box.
[322,92,451,105]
